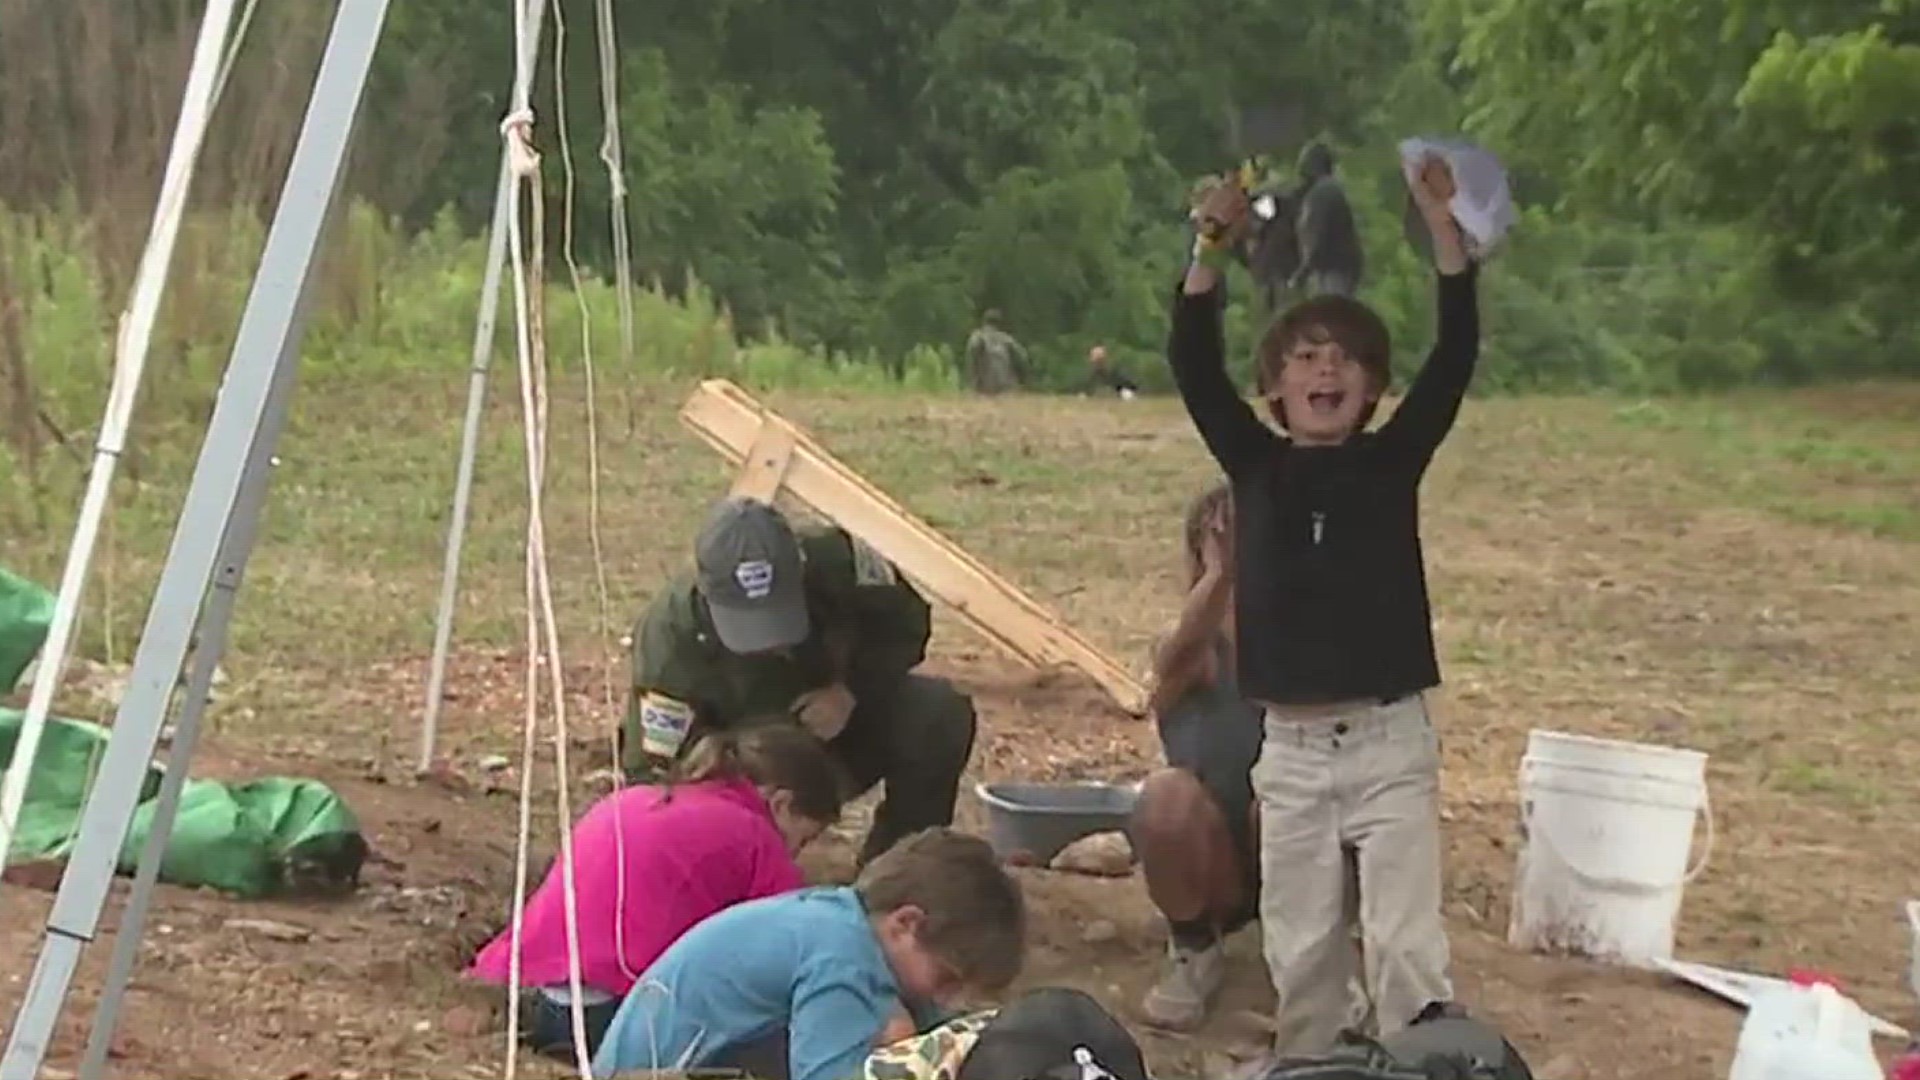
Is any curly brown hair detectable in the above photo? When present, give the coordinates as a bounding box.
[1255,295,1393,431]
[1181,481,1232,586]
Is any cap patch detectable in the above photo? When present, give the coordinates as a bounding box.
[735,559,775,600]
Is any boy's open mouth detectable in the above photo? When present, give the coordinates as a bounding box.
[1306,389,1346,415]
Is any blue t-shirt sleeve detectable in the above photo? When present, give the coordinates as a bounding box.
[788,980,887,1080]
[593,989,674,1077]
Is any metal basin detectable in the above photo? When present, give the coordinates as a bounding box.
[974,781,1139,865]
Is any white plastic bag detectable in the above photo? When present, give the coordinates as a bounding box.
[1905,899,1919,1005]
[1398,136,1517,261]
[1729,978,1884,1080]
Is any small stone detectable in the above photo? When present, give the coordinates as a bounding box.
[1538,1053,1582,1079]
[224,917,313,943]
[478,754,511,773]
[441,1004,492,1037]
[1048,831,1134,877]
[1080,919,1119,944]
[418,760,473,794]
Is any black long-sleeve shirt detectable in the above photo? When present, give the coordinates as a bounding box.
[1166,269,1480,706]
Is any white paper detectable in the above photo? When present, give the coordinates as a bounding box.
[1399,135,1518,260]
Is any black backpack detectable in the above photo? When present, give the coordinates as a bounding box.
[1258,1005,1534,1080]
[955,988,1149,1080]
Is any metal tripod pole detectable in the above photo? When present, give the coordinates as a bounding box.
[76,366,293,1080]
[0,0,391,1073]
[416,0,550,774]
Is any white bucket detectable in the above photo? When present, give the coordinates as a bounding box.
[1507,729,1712,968]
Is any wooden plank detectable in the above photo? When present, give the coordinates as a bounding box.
[688,384,1069,673]
[679,379,1147,715]
[729,421,796,503]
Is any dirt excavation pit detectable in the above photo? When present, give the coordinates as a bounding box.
[0,647,1909,1080]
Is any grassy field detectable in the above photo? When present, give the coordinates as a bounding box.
[2,374,1918,1078]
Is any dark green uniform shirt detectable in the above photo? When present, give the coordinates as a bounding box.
[623,526,931,773]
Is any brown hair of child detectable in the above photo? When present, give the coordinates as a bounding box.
[1180,481,1232,587]
[1255,295,1393,431]
[668,724,846,826]
[855,827,1026,992]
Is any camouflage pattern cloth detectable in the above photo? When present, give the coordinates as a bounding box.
[862,1012,996,1080]
[965,326,1026,395]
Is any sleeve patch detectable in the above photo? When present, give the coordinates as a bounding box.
[636,692,696,757]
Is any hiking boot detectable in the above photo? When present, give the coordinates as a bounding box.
[1142,940,1224,1030]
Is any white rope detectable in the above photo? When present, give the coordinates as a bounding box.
[498,2,592,1073]
[0,0,251,867]
[549,0,640,988]
[587,0,633,735]
[210,0,265,107]
[590,0,640,439]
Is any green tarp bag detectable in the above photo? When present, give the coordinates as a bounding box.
[2,708,367,899]
[0,707,159,864]
[0,567,57,692]
[120,776,368,899]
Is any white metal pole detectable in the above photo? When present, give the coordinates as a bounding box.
[0,0,391,1072]
[0,0,243,876]
[76,370,292,1080]
[416,0,551,774]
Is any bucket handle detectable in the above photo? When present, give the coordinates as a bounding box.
[1526,787,1715,896]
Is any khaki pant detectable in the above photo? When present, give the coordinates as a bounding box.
[1253,694,1451,1056]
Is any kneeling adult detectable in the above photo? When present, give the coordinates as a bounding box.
[624,497,976,865]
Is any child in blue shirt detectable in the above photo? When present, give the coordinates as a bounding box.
[592,828,1026,1080]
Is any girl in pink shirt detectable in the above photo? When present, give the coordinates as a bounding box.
[468,723,845,1060]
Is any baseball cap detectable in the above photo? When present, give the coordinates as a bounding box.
[955,988,1148,1080]
[695,497,810,654]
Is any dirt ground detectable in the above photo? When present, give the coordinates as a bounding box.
[3,383,1918,1079]
[0,644,1906,1080]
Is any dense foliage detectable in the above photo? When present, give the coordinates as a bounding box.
[1,0,1915,395]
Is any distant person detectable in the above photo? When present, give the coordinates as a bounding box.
[1287,142,1363,298]
[1246,184,1302,314]
[624,497,976,867]
[591,828,1027,1080]
[964,310,1029,395]
[468,726,844,1060]
[1083,345,1139,399]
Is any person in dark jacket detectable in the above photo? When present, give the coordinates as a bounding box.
[624,498,976,865]
[1287,142,1364,298]
[1083,345,1140,398]
[1172,154,1479,1055]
